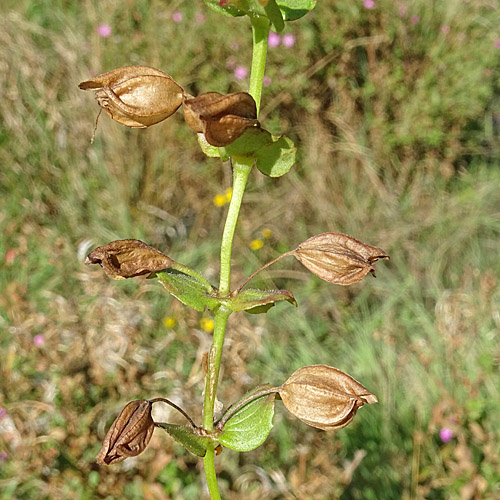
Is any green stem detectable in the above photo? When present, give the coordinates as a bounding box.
[249,17,270,117]
[219,158,253,297]
[202,306,230,500]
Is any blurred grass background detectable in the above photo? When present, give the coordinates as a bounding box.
[1,0,500,499]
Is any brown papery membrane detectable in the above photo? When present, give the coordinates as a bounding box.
[85,239,173,280]
[278,364,378,431]
[292,232,389,285]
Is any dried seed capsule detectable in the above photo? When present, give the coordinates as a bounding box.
[279,364,378,430]
[79,65,184,128]
[183,92,259,146]
[292,232,389,285]
[85,239,173,280]
[97,400,155,465]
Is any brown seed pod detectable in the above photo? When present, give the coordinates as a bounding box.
[97,400,155,465]
[79,65,184,128]
[292,232,389,285]
[183,92,259,146]
[278,364,378,430]
[85,239,173,280]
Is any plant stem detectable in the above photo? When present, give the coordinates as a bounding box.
[202,306,230,500]
[149,397,197,428]
[249,17,270,116]
[232,251,295,295]
[219,158,253,297]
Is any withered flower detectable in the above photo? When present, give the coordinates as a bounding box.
[279,365,378,430]
[292,232,389,285]
[183,92,260,146]
[97,400,155,465]
[79,65,184,128]
[85,239,173,280]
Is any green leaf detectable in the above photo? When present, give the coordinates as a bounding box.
[222,128,296,178]
[226,288,297,314]
[202,0,246,18]
[265,0,285,33]
[157,270,219,312]
[217,385,276,452]
[276,0,317,21]
[255,135,296,177]
[157,424,215,457]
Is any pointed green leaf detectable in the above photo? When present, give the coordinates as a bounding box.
[157,270,219,312]
[226,288,297,314]
[276,0,317,21]
[255,135,296,177]
[264,0,285,33]
[217,385,276,452]
[157,424,215,457]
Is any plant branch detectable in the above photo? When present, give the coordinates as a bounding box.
[149,397,197,428]
[232,251,295,295]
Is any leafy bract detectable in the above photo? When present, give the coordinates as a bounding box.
[276,0,317,21]
[157,270,218,312]
[217,385,276,452]
[225,288,297,314]
[157,424,214,457]
[221,128,296,178]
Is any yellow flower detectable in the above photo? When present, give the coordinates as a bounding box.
[213,194,226,207]
[225,187,233,203]
[250,239,264,251]
[200,317,215,333]
[261,228,272,239]
[163,317,176,328]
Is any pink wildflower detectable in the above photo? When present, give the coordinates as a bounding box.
[234,66,248,80]
[97,24,112,38]
[0,452,7,462]
[0,408,6,419]
[494,39,500,48]
[195,12,206,23]
[411,15,420,24]
[363,0,375,9]
[268,31,281,48]
[439,427,454,443]
[282,33,296,48]
[263,75,272,87]
[33,334,45,347]
[441,25,450,34]
[172,11,183,23]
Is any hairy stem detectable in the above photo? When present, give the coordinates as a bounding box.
[149,397,197,428]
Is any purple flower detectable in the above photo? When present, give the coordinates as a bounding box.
[97,24,112,38]
[282,33,296,48]
[494,39,500,48]
[268,31,281,48]
[363,0,375,9]
[0,452,7,462]
[172,11,183,23]
[33,334,45,347]
[234,66,248,80]
[411,15,420,24]
[0,408,6,419]
[439,427,454,443]
[263,75,272,87]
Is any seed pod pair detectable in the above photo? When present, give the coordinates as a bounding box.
[279,365,378,430]
[79,65,259,146]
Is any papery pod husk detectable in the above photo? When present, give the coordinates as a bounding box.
[183,92,260,146]
[97,400,155,465]
[293,232,389,285]
[79,65,184,128]
[279,365,378,430]
[85,239,174,280]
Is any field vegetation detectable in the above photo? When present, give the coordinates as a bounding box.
[1,0,499,499]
